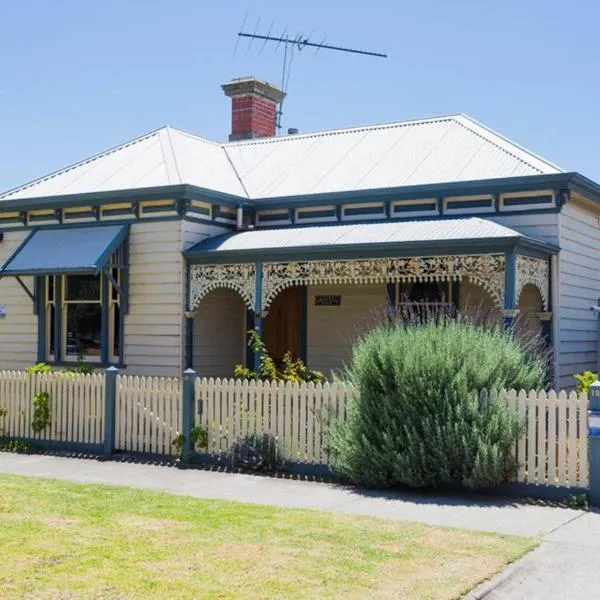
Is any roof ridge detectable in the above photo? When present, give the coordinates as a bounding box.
[159,127,183,185]
[453,114,564,174]
[223,114,463,147]
[166,126,223,146]
[0,126,168,199]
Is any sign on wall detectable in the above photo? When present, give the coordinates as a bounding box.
[315,295,341,306]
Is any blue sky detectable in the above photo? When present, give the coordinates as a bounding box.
[1,0,599,193]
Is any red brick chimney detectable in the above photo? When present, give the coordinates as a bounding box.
[222,77,286,141]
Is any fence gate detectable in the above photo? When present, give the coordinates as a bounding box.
[114,375,180,456]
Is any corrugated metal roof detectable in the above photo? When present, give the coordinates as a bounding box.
[186,218,522,255]
[0,225,128,275]
[0,128,246,201]
[0,114,562,203]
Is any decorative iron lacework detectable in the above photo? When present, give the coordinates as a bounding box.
[262,255,506,309]
[516,255,549,310]
[190,263,256,311]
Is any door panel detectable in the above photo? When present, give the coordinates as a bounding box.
[263,286,302,364]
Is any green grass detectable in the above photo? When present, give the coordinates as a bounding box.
[0,474,536,599]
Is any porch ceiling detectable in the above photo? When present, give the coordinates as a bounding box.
[184,217,558,262]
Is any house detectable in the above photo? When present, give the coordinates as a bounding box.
[0,76,598,388]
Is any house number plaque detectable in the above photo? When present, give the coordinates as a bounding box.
[315,295,341,306]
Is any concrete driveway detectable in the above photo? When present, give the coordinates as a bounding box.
[1,452,598,598]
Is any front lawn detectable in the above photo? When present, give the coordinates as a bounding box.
[0,474,535,599]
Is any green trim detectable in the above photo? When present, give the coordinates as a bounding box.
[0,184,245,212]
[503,194,554,207]
[102,206,134,217]
[253,262,264,372]
[93,224,130,276]
[296,208,337,219]
[344,205,385,217]
[100,272,110,364]
[299,286,307,363]
[54,276,62,361]
[36,277,45,361]
[393,202,437,214]
[504,249,517,310]
[445,198,493,210]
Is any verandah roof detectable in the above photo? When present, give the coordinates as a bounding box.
[0,224,129,277]
[184,217,558,262]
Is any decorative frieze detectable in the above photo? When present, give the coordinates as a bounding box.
[189,263,256,311]
[516,255,549,310]
[262,255,506,309]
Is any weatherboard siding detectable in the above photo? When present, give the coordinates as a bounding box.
[557,199,600,389]
[124,221,184,376]
[307,284,387,376]
[182,219,230,252]
[193,288,245,378]
[0,231,37,369]
[490,212,560,245]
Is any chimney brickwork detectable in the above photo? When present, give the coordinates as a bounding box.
[222,77,285,141]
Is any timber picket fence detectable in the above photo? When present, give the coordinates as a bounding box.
[114,375,181,456]
[0,371,104,449]
[195,378,353,465]
[0,369,591,493]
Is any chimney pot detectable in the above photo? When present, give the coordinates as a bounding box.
[222,76,285,141]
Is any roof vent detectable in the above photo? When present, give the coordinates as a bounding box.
[287,127,299,135]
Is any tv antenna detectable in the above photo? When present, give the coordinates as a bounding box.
[234,17,388,132]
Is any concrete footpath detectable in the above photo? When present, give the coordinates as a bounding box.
[1,453,599,598]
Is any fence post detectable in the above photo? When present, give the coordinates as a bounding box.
[588,381,600,506]
[181,368,196,463]
[103,367,118,457]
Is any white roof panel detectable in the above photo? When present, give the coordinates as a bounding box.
[189,217,523,254]
[0,114,562,203]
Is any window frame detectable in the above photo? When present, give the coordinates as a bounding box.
[36,240,128,367]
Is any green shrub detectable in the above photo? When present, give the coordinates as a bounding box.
[172,425,209,459]
[231,433,278,471]
[574,371,597,394]
[327,318,547,490]
[234,330,324,383]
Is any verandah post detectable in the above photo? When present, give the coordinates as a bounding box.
[181,368,196,463]
[103,366,118,456]
[503,249,518,328]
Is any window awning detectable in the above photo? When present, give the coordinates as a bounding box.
[0,225,129,277]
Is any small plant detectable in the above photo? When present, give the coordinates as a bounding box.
[231,433,278,471]
[67,351,95,375]
[234,330,324,383]
[0,437,38,454]
[574,371,597,394]
[27,363,52,375]
[567,493,589,510]
[26,363,52,434]
[172,425,209,459]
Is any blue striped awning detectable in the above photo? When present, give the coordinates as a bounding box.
[0,225,129,276]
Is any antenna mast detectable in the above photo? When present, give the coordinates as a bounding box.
[236,23,388,132]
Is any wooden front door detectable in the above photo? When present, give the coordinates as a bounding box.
[263,286,302,365]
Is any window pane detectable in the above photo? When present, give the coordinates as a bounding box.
[47,276,54,303]
[47,304,55,357]
[111,268,119,302]
[66,304,102,358]
[66,275,100,301]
